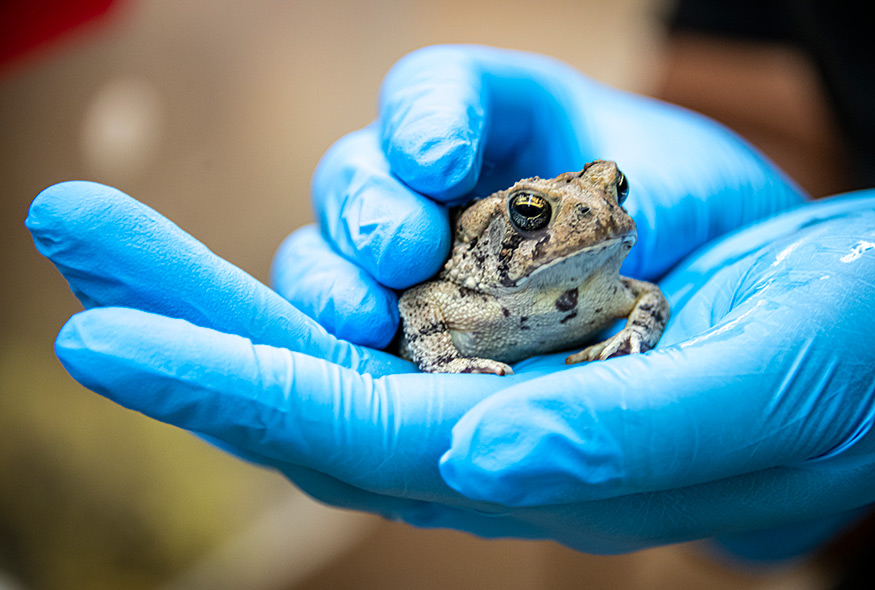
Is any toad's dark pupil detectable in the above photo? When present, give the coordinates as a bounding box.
[616,171,629,205]
[509,193,551,231]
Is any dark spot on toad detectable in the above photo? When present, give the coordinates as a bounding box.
[554,288,578,312]
[560,311,578,324]
[502,232,523,251]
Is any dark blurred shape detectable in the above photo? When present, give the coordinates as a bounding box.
[0,0,120,72]
[660,0,874,195]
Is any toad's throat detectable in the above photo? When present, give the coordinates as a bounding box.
[510,233,636,287]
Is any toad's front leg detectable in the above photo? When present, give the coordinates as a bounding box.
[398,282,513,375]
[566,277,670,364]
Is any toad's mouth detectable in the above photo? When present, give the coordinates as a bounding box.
[514,232,637,286]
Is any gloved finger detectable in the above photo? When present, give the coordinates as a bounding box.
[378,46,486,201]
[441,197,875,507]
[271,225,398,348]
[26,181,405,376]
[378,45,582,200]
[311,127,451,290]
[54,306,508,503]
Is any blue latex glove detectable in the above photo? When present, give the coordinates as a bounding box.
[274,45,805,348]
[28,181,875,559]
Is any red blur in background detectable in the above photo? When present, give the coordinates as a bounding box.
[0,0,119,72]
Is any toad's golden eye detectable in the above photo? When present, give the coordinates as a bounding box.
[616,170,629,205]
[509,192,551,232]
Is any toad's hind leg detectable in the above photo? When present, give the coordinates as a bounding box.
[566,277,669,364]
[398,282,513,375]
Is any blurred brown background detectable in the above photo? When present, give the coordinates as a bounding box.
[0,1,855,589]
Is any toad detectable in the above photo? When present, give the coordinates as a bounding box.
[398,160,669,375]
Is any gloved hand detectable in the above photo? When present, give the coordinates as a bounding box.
[29,181,875,559]
[273,45,805,348]
[28,44,875,559]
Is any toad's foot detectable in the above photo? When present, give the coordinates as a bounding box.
[565,327,652,364]
[425,357,514,375]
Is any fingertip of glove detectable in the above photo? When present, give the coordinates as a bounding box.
[438,451,510,504]
[439,410,544,506]
[441,390,628,506]
[298,268,399,349]
[54,309,117,389]
[376,203,451,288]
[27,181,136,259]
[28,181,119,230]
[329,287,398,349]
[55,311,87,360]
[272,227,400,348]
[379,47,486,201]
[55,307,132,355]
[440,445,623,508]
[384,124,482,202]
[334,179,451,288]
[311,130,454,287]
[440,441,562,507]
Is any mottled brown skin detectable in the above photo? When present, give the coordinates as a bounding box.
[398,160,669,375]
